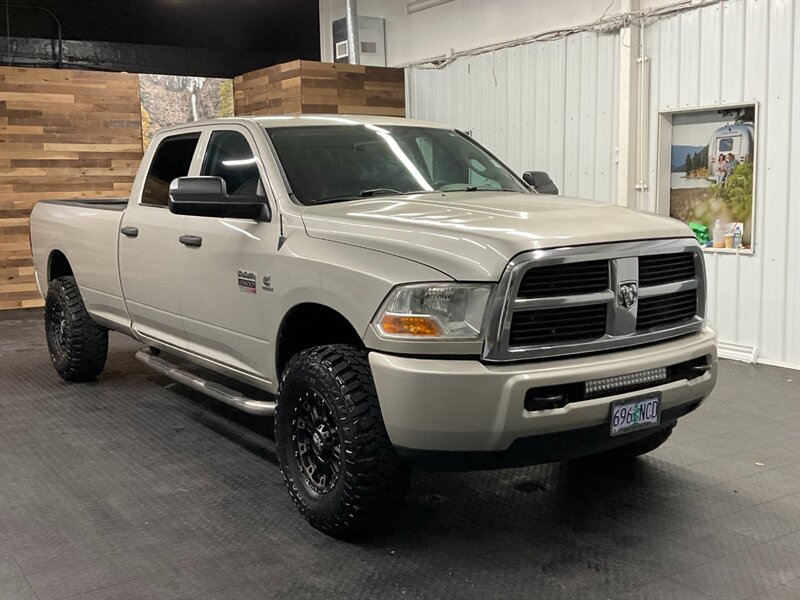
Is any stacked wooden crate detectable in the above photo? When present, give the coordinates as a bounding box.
[0,67,143,310]
[0,67,142,309]
[234,60,404,117]
[0,60,405,311]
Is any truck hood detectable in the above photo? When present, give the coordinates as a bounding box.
[300,191,693,281]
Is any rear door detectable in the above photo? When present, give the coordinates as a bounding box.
[119,131,202,348]
[177,125,278,379]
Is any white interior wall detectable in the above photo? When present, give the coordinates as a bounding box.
[319,0,673,66]
[407,31,620,202]
[643,0,800,368]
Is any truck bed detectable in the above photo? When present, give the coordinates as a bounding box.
[38,198,128,211]
[30,197,131,332]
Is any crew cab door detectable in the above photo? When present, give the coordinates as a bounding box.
[177,126,277,379]
[119,131,202,348]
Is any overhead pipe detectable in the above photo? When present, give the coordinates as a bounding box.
[346,0,360,65]
[634,17,650,201]
[3,3,63,67]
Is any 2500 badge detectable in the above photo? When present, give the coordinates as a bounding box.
[237,270,257,294]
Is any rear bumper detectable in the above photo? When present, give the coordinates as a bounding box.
[368,327,717,455]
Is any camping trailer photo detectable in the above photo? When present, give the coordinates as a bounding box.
[707,122,755,179]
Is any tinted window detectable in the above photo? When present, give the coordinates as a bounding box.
[201,131,263,196]
[141,134,199,206]
[265,125,527,205]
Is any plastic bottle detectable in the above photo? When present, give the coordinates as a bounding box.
[712,219,724,248]
[733,224,743,249]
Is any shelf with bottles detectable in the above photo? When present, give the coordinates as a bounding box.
[702,246,754,255]
[697,219,752,254]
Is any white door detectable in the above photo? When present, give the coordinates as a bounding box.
[177,126,278,379]
[119,132,202,349]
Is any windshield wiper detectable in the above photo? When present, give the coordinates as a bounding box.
[359,188,405,197]
[463,186,519,192]
[359,188,435,197]
[313,188,430,205]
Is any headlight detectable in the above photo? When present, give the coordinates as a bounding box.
[374,283,493,340]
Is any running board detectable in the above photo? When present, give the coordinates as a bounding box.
[135,348,276,416]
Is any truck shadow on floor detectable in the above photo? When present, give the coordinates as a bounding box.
[159,367,704,545]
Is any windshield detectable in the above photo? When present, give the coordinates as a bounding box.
[265,125,528,205]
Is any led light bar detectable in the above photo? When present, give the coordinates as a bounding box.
[585,367,668,396]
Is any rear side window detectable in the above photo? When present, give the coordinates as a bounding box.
[201,130,263,196]
[141,134,200,206]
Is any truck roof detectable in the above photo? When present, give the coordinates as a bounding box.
[157,114,452,133]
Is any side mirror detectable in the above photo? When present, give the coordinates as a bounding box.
[522,171,559,195]
[168,176,270,221]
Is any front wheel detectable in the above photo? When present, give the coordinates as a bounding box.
[275,345,408,538]
[45,276,108,382]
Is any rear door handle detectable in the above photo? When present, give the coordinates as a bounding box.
[179,235,202,248]
[120,226,138,238]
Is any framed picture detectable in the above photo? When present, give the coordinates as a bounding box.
[655,103,757,253]
[138,75,234,149]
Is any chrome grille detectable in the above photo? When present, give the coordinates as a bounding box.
[637,289,697,331]
[639,253,696,286]
[509,304,607,346]
[483,239,705,361]
[517,260,608,298]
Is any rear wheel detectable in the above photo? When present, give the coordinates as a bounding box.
[45,276,108,382]
[275,344,408,538]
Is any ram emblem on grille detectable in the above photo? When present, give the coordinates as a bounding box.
[617,282,638,310]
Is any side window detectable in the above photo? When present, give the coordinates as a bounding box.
[141,134,200,207]
[201,131,263,197]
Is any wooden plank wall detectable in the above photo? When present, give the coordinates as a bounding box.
[1,60,404,311]
[0,67,143,310]
[234,60,404,117]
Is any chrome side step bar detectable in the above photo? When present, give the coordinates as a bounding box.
[135,348,276,416]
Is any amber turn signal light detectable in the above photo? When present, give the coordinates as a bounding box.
[379,315,442,336]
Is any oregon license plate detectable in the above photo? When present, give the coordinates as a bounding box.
[610,394,661,436]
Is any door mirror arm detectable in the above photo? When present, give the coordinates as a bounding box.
[168,176,271,221]
[522,171,559,195]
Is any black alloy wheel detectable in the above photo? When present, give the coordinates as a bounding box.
[275,344,409,538]
[44,276,108,382]
[293,387,342,494]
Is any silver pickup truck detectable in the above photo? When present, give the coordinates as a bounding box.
[30,115,717,537]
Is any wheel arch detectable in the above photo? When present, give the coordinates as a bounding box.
[47,249,74,281]
[275,302,364,378]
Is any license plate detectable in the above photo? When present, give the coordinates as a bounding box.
[610,394,661,436]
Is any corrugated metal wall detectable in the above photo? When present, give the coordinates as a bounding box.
[643,0,799,368]
[407,0,799,369]
[407,30,621,202]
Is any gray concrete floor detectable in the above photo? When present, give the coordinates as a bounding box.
[1,309,798,600]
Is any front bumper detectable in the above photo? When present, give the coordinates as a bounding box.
[368,327,717,455]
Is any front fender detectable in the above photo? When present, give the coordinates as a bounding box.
[264,235,450,382]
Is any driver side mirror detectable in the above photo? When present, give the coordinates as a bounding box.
[168,176,271,221]
[522,171,559,195]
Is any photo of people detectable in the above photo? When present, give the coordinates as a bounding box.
[669,105,755,249]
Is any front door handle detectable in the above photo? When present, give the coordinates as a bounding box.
[179,234,202,248]
[120,226,138,238]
